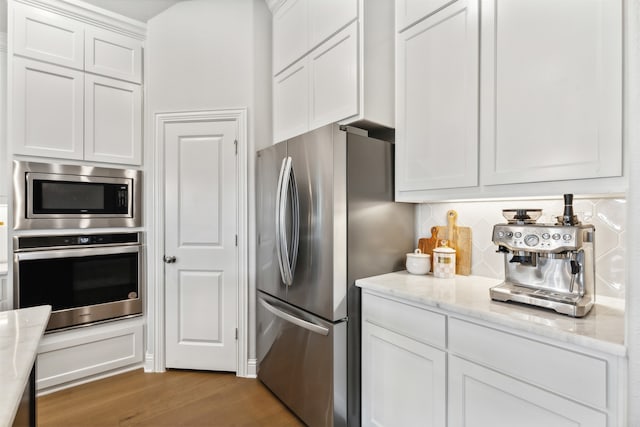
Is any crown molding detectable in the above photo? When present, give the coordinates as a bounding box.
[14,0,146,40]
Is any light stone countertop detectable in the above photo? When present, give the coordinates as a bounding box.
[356,272,625,357]
[0,305,51,426]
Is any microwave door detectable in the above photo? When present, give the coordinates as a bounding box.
[13,161,141,230]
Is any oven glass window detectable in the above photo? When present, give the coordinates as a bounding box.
[19,253,139,311]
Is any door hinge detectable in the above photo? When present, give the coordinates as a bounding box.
[235,328,238,340]
[235,235,238,246]
[234,139,238,154]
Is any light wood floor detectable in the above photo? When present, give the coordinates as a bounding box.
[37,369,304,426]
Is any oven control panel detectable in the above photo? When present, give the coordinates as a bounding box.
[15,232,141,251]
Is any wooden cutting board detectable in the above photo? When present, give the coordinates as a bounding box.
[418,210,472,275]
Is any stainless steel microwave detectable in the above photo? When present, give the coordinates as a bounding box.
[13,161,142,230]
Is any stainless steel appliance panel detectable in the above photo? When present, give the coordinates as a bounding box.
[256,142,289,302]
[14,232,143,331]
[345,132,416,426]
[257,291,347,427]
[256,124,415,427]
[285,125,346,321]
[13,160,141,230]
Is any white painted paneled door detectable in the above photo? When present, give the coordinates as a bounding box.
[164,118,238,372]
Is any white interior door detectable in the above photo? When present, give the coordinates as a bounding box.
[164,118,238,372]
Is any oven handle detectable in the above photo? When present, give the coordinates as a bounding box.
[14,245,140,261]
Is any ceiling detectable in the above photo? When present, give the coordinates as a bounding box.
[80,0,185,22]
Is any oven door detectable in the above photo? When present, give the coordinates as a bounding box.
[14,245,143,331]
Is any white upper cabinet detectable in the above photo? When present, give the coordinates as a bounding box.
[396,0,478,192]
[10,1,144,165]
[396,0,457,32]
[12,57,84,160]
[272,0,393,142]
[12,3,85,70]
[395,0,624,201]
[273,0,357,76]
[480,0,622,186]
[273,57,310,143]
[84,74,142,164]
[12,2,142,83]
[273,0,308,75]
[309,21,358,130]
[308,0,358,48]
[85,27,142,84]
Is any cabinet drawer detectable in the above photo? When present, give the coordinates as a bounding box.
[362,291,446,349]
[449,317,608,409]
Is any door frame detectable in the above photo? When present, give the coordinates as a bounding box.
[148,109,248,375]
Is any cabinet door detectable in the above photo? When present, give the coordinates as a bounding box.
[85,27,143,84]
[273,58,309,143]
[480,0,622,185]
[362,321,446,427]
[84,74,142,165]
[396,0,478,191]
[308,0,357,48]
[0,276,5,311]
[273,0,308,75]
[308,22,358,130]
[448,356,607,427]
[12,57,84,160]
[396,0,458,31]
[12,3,84,70]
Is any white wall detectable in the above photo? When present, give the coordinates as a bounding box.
[144,0,271,372]
[625,0,640,424]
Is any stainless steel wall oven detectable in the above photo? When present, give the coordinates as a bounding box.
[14,232,143,331]
[13,161,141,230]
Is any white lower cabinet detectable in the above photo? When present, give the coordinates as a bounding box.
[36,318,144,392]
[362,322,446,427]
[448,356,606,427]
[361,290,623,426]
[362,292,446,427]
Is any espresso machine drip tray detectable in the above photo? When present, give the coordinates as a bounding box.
[490,282,594,318]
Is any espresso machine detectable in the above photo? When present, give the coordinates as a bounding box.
[490,194,596,317]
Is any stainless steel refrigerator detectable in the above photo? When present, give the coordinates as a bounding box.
[256,124,414,426]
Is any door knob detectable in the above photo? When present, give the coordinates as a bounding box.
[163,255,177,264]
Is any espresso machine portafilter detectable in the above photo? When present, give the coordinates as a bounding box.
[490,195,596,317]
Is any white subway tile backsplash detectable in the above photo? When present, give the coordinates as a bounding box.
[416,197,626,298]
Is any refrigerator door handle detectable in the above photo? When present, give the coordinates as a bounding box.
[288,160,300,279]
[275,157,288,285]
[259,297,330,336]
[278,156,299,286]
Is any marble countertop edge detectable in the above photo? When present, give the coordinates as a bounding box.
[356,272,626,358]
[0,305,51,427]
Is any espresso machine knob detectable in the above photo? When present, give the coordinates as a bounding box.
[524,235,539,247]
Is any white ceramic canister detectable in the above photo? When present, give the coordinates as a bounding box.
[406,249,431,275]
[433,240,456,279]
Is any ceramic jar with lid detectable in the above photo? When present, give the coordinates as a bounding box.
[406,249,431,275]
[433,240,456,278]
